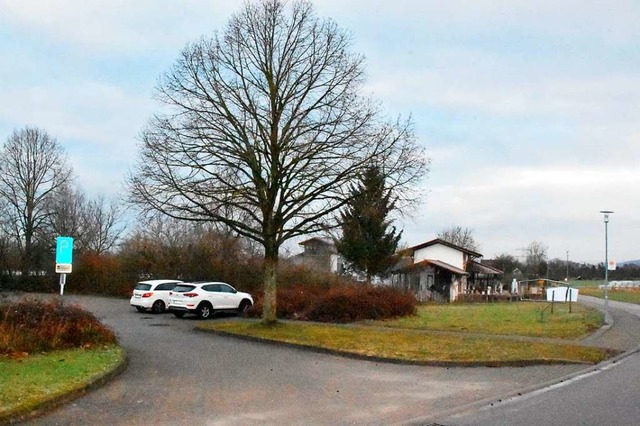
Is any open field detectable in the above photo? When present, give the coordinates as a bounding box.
[368,302,602,339]
[569,280,602,288]
[580,287,640,304]
[0,346,124,421]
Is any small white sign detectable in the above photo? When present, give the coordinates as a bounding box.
[546,287,579,302]
[56,263,72,273]
[608,260,617,271]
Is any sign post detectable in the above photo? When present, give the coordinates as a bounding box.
[55,236,74,295]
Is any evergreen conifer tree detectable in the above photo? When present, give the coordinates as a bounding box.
[336,166,402,283]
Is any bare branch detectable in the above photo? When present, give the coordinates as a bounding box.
[128,0,429,322]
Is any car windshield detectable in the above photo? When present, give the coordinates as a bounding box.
[134,283,152,291]
[172,285,196,293]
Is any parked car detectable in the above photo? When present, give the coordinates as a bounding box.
[130,279,183,314]
[168,281,253,319]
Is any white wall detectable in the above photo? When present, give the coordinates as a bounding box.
[330,254,340,273]
[414,244,464,269]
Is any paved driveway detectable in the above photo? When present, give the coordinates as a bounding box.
[25,295,588,426]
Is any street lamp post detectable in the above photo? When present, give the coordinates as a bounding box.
[600,210,614,324]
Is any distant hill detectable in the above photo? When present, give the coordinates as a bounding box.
[619,260,640,266]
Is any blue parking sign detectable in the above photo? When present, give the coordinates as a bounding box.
[56,236,74,264]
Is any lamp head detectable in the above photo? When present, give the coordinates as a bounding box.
[600,210,614,223]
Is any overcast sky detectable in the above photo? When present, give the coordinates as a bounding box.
[1,0,638,263]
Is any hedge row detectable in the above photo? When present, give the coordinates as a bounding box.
[247,284,416,323]
[0,253,353,299]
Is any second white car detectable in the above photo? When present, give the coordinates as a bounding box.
[130,279,183,314]
[168,281,253,319]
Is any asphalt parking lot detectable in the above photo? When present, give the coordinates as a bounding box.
[22,295,590,426]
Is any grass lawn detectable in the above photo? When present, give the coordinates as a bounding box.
[0,346,124,421]
[201,300,610,366]
[569,280,602,288]
[580,287,640,304]
[369,302,603,339]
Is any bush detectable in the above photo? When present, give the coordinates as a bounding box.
[246,284,416,323]
[0,298,117,355]
[306,285,416,323]
[246,284,328,320]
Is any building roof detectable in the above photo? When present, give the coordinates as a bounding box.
[398,258,469,275]
[298,237,335,247]
[467,260,503,275]
[405,238,483,258]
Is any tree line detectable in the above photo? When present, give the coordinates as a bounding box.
[488,247,640,283]
[0,127,124,284]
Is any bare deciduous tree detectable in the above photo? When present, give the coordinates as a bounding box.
[0,127,73,276]
[120,215,256,281]
[437,226,479,252]
[46,186,125,255]
[526,241,548,278]
[83,196,125,254]
[128,0,428,323]
[46,184,87,243]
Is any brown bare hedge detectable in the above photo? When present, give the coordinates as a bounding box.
[247,284,416,323]
[305,285,417,322]
[0,298,117,355]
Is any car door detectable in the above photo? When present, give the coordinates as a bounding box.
[155,282,179,306]
[202,284,226,309]
[218,283,241,309]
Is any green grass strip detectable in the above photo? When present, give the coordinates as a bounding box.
[368,302,603,340]
[0,346,125,420]
[568,280,603,288]
[580,287,640,304]
[201,321,610,365]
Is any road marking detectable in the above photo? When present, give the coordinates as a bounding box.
[480,356,631,411]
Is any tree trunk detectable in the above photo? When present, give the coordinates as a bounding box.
[21,229,33,282]
[262,245,279,325]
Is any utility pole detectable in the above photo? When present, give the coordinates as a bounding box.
[566,250,569,281]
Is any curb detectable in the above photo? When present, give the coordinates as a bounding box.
[196,325,612,368]
[406,342,640,426]
[0,348,128,426]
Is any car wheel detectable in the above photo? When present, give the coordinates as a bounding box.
[173,311,185,318]
[197,303,214,319]
[135,306,146,313]
[151,300,165,314]
[238,300,252,314]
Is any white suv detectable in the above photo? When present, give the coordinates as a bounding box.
[168,281,253,319]
[130,279,183,313]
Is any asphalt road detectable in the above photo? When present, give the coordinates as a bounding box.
[23,295,589,426]
[439,350,640,426]
[436,296,640,426]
